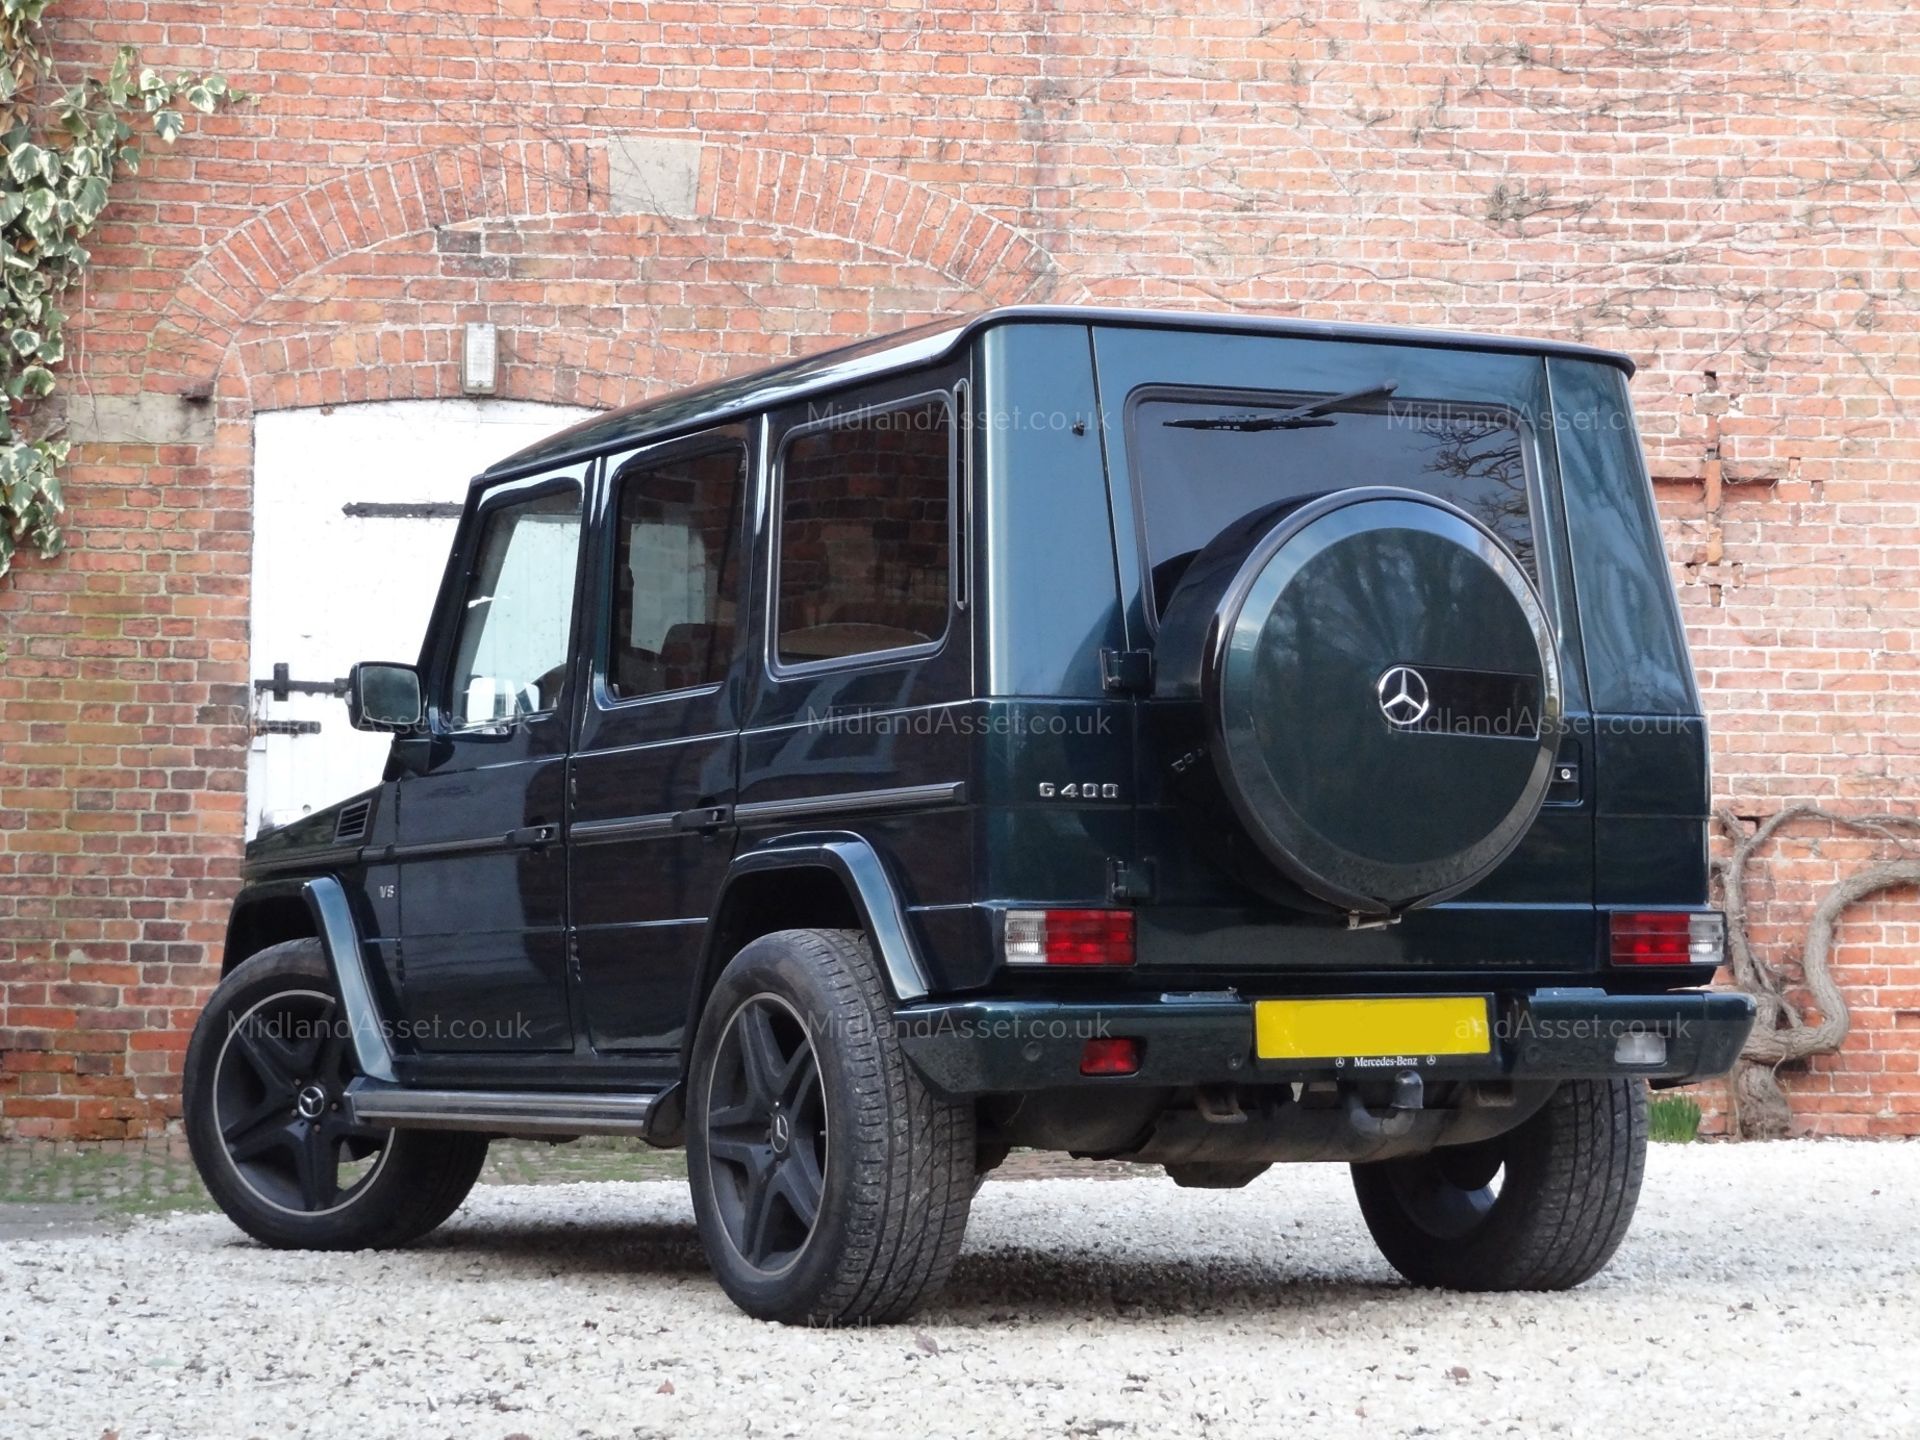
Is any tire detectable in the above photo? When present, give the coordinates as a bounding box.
[686,928,975,1325]
[184,938,490,1250]
[1351,1078,1647,1291]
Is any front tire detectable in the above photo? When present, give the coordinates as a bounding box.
[1351,1078,1648,1291]
[687,928,975,1324]
[184,939,489,1250]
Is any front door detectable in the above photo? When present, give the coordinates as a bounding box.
[569,427,752,1052]
[391,467,588,1053]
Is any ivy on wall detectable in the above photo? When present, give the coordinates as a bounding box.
[1,0,242,575]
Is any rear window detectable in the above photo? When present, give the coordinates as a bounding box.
[1127,388,1535,619]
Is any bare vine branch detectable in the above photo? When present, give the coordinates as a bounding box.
[1714,805,1920,1135]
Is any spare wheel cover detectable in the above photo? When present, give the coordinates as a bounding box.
[1202,487,1562,914]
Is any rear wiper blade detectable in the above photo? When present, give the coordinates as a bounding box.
[1162,381,1398,432]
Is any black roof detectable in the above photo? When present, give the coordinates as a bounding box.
[481,305,1636,481]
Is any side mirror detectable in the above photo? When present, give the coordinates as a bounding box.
[346,662,425,732]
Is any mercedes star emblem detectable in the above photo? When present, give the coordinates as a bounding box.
[296,1083,329,1120]
[1377,665,1431,727]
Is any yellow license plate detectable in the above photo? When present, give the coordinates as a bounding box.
[1254,996,1491,1063]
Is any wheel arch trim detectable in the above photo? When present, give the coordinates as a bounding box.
[685,832,930,1066]
[300,876,398,1084]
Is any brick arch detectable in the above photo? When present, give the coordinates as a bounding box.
[705,148,1059,309]
[148,141,1060,398]
[220,212,1018,418]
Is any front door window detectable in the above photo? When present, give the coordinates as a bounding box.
[447,489,582,726]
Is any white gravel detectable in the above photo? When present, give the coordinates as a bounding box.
[2,1141,1912,1440]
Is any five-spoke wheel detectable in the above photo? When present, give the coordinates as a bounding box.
[213,986,391,1216]
[185,938,490,1250]
[686,928,975,1324]
[701,994,828,1275]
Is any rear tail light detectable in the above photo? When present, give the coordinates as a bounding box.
[1004,908,1135,967]
[1610,911,1724,966]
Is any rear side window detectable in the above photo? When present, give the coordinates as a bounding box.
[775,395,952,666]
[1128,389,1535,619]
[607,444,746,700]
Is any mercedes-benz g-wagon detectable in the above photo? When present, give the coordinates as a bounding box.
[187,307,1753,1323]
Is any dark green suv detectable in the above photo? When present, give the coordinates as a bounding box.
[186,307,1753,1323]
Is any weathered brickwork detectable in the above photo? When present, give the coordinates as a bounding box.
[1,1,1914,1136]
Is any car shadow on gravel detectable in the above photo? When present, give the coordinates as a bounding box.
[936,1247,1403,1321]
[278,1221,1405,1320]
[352,1217,1404,1318]
[397,1218,714,1280]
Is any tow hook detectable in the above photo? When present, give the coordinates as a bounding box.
[1345,1068,1425,1138]
[1195,1085,1247,1125]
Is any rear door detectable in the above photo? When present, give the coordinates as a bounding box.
[735,375,974,964]
[568,426,753,1053]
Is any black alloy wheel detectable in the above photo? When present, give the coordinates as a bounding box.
[686,928,975,1324]
[701,993,829,1275]
[184,938,491,1250]
[212,985,390,1216]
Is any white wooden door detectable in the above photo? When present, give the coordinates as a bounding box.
[247,400,596,837]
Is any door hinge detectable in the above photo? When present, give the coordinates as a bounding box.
[1100,648,1153,695]
[253,718,322,737]
[253,662,349,702]
[1108,857,1156,902]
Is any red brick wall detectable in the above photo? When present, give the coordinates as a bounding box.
[2,0,1914,1137]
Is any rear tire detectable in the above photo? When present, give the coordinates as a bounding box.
[184,939,489,1250]
[1351,1078,1647,1291]
[686,928,975,1324]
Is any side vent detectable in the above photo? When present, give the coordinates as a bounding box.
[333,798,373,844]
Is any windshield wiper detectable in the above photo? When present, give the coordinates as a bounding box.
[1161,381,1398,432]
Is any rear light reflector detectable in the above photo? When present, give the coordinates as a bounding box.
[1079,1037,1142,1076]
[1004,908,1136,966]
[1610,911,1724,966]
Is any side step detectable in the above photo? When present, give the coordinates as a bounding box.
[346,1082,657,1137]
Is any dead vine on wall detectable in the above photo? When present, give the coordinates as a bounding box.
[1715,806,1920,1138]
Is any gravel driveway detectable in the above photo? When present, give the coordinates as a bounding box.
[2,1140,1911,1439]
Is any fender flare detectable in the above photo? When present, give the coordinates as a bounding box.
[685,832,931,1058]
[300,876,398,1083]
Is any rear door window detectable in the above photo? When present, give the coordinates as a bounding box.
[607,443,746,700]
[773,394,953,668]
[1127,388,1535,620]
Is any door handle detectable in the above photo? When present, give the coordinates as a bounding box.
[506,824,557,849]
[672,804,732,834]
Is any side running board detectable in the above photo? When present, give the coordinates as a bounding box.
[346,1081,657,1137]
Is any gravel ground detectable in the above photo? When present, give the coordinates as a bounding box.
[2,1140,1911,1440]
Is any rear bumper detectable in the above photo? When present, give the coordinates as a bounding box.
[895,987,1755,1097]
